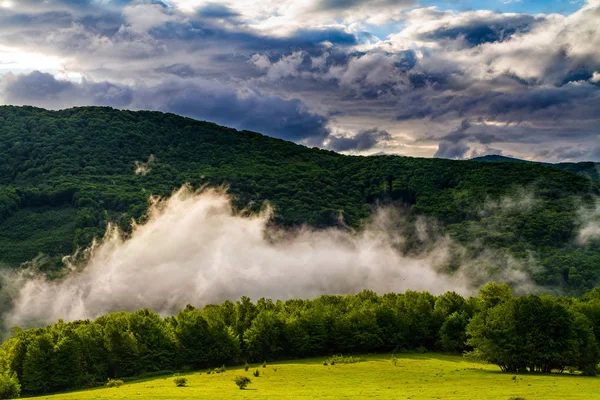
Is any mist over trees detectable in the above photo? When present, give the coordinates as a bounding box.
[0,285,599,396]
[0,106,599,294]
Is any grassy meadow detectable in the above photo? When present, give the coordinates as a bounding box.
[28,353,599,400]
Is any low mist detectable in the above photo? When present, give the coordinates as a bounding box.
[3,186,539,328]
[578,201,600,245]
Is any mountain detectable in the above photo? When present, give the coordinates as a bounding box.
[472,155,600,182]
[471,155,541,164]
[0,106,599,292]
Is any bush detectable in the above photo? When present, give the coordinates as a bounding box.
[253,369,260,377]
[214,365,226,374]
[244,362,249,372]
[0,374,20,399]
[234,376,252,390]
[263,361,267,368]
[327,355,362,364]
[173,377,188,387]
[106,378,124,388]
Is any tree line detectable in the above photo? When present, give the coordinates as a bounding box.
[0,283,599,397]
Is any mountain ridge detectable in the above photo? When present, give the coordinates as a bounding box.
[471,154,600,182]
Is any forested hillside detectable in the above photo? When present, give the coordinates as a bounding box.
[471,155,600,182]
[0,106,599,292]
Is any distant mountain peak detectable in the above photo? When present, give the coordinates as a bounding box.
[470,154,536,163]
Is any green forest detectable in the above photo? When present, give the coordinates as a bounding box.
[471,154,600,182]
[0,106,599,293]
[1,285,600,397]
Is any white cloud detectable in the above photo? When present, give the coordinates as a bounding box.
[0,45,64,74]
[122,4,177,33]
[166,0,415,35]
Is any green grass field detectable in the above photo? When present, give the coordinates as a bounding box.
[29,354,599,400]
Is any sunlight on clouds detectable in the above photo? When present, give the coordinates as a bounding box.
[0,45,64,74]
[165,0,413,35]
[0,1,12,8]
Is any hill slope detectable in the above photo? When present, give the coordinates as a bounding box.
[0,106,599,291]
[472,155,600,182]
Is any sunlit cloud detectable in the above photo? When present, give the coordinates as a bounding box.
[0,45,64,74]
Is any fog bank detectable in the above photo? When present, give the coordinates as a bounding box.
[3,186,537,328]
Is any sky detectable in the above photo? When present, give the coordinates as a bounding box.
[0,0,598,162]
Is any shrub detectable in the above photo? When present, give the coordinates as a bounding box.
[391,357,399,366]
[323,361,328,366]
[253,369,260,377]
[244,362,250,372]
[173,377,188,387]
[234,376,252,390]
[263,361,267,368]
[0,374,20,399]
[106,378,124,388]
[327,355,362,364]
[214,365,226,374]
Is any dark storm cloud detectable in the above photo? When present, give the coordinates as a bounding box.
[536,144,600,162]
[317,0,415,11]
[419,14,543,47]
[327,128,392,151]
[148,21,357,52]
[434,140,470,159]
[141,80,331,144]
[4,71,73,100]
[0,71,331,145]
[251,48,419,99]
[197,3,239,19]
[434,120,471,159]
[13,0,166,8]
[0,1,357,59]
[2,71,134,107]
[395,81,599,123]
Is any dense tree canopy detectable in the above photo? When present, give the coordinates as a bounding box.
[0,287,598,396]
[0,106,599,293]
